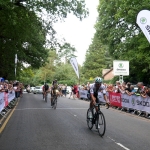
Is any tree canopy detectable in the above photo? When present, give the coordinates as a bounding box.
[0,0,88,79]
[92,0,150,83]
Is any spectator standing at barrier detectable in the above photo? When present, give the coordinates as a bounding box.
[73,84,78,99]
[19,83,24,98]
[135,82,144,96]
[64,84,67,97]
[87,82,90,90]
[146,87,150,97]
[140,86,148,98]
[76,83,80,98]
[69,85,74,99]
[125,85,136,96]
[125,82,132,93]
[106,84,114,92]
[61,84,65,97]
[13,81,20,99]
[114,81,121,93]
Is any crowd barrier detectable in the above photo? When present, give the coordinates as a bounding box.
[79,90,150,113]
[0,91,15,112]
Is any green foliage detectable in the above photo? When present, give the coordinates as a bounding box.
[0,0,88,80]
[82,32,113,79]
[58,80,76,86]
[95,0,150,84]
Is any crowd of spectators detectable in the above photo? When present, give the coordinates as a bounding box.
[73,80,150,119]
[77,80,150,99]
[0,79,24,98]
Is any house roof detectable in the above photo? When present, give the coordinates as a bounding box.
[102,68,113,77]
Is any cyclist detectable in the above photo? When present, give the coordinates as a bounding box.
[42,83,49,100]
[51,79,59,106]
[89,77,110,111]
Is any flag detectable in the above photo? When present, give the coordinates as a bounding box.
[70,57,79,79]
[136,10,150,43]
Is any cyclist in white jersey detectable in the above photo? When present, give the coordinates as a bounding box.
[89,77,110,111]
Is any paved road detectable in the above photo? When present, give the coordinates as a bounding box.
[0,93,150,150]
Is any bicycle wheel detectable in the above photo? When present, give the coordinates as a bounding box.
[53,96,57,109]
[45,93,47,102]
[97,111,106,137]
[87,108,94,130]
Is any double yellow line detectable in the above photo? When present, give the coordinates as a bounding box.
[0,99,19,134]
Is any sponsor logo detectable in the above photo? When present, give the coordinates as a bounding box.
[111,95,120,103]
[122,98,129,103]
[145,25,150,35]
[136,100,150,107]
[118,63,124,68]
[140,17,147,24]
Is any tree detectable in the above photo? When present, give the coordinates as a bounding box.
[83,32,113,79]
[0,0,88,79]
[95,0,150,83]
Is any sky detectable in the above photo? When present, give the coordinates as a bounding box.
[54,0,99,66]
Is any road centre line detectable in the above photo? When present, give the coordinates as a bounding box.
[15,108,88,111]
[107,136,130,150]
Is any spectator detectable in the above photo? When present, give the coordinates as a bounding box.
[126,85,136,96]
[146,87,150,97]
[125,82,132,94]
[73,84,78,99]
[135,82,144,96]
[141,86,148,98]
[69,85,74,99]
[107,84,114,92]
[114,81,121,93]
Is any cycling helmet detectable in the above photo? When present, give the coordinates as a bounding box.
[95,77,103,83]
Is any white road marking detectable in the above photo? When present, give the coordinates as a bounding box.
[15,108,87,111]
[107,136,130,150]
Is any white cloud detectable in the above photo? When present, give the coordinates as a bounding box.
[54,0,99,65]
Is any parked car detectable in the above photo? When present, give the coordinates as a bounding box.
[30,87,35,93]
[33,86,43,94]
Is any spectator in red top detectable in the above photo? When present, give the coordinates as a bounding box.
[73,84,78,99]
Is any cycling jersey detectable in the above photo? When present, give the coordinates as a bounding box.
[90,83,106,94]
[89,83,106,102]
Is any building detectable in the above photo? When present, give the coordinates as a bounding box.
[102,68,114,80]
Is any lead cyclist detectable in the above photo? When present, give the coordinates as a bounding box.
[89,77,110,112]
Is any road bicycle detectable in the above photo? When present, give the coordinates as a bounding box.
[45,92,48,102]
[52,94,57,109]
[87,103,106,137]
[43,91,48,102]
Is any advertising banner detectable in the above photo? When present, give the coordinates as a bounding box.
[70,57,79,79]
[0,91,15,112]
[79,90,88,99]
[78,90,150,113]
[113,60,129,76]
[4,92,8,107]
[0,92,5,112]
[8,91,15,103]
[136,10,150,43]
[109,92,122,107]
